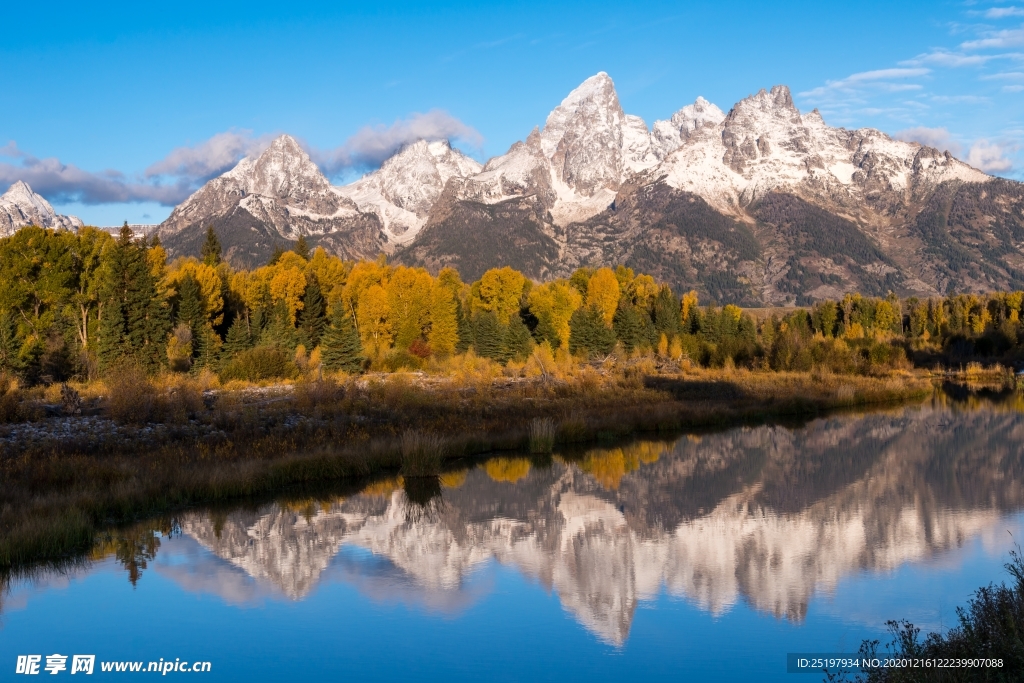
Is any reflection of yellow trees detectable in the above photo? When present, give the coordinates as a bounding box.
[579,441,665,490]
[91,522,174,586]
[439,469,468,489]
[485,458,531,484]
[360,476,404,498]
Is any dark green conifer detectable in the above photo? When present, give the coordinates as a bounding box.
[614,301,655,353]
[653,285,681,337]
[472,311,506,362]
[201,226,222,267]
[293,235,310,260]
[260,300,298,351]
[569,305,616,359]
[267,244,285,266]
[0,313,24,373]
[504,315,533,362]
[220,315,253,366]
[297,275,327,349]
[320,308,364,373]
[454,298,472,353]
[96,224,170,372]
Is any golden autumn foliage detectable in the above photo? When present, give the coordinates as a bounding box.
[586,267,620,326]
[528,280,582,349]
[471,266,526,324]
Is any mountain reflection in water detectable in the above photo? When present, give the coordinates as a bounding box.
[25,404,1024,647]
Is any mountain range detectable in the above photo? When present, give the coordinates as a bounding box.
[5,72,1024,304]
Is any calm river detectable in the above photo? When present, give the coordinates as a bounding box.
[3,397,1024,681]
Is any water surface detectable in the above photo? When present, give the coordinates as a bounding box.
[4,400,1024,681]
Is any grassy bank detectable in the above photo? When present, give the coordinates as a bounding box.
[1,366,932,573]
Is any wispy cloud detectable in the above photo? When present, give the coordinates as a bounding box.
[145,130,274,179]
[0,110,482,207]
[0,141,190,205]
[985,7,1024,19]
[966,139,1014,172]
[961,25,1024,50]
[895,126,963,155]
[314,110,482,173]
[800,68,930,100]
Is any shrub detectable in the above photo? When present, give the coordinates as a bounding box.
[219,346,297,382]
[106,366,161,424]
[0,372,28,423]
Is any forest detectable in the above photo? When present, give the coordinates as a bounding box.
[1,223,1023,388]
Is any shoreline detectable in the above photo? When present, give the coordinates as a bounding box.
[0,369,953,573]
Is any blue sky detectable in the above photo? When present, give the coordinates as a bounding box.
[2,0,1022,225]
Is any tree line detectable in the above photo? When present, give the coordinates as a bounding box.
[1,224,1023,383]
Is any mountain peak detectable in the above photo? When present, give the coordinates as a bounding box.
[0,180,82,236]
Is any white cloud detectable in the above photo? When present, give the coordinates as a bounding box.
[1004,84,1024,91]
[901,50,995,67]
[799,68,929,101]
[966,139,1014,172]
[985,7,1024,19]
[981,71,1024,79]
[315,110,482,173]
[961,25,1024,49]
[0,142,189,205]
[145,130,273,179]
[895,126,963,155]
[0,110,483,207]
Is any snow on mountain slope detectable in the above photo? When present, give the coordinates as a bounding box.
[654,85,989,218]
[453,72,673,226]
[337,139,481,245]
[0,181,83,236]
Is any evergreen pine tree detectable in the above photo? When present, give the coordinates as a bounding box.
[97,224,170,372]
[260,300,298,351]
[613,301,656,353]
[569,305,616,359]
[201,226,222,267]
[220,315,253,366]
[504,315,533,362]
[320,308,365,373]
[175,274,208,369]
[293,235,310,260]
[472,311,506,362]
[296,275,327,349]
[149,233,162,249]
[653,285,680,338]
[267,244,285,266]
[0,313,24,373]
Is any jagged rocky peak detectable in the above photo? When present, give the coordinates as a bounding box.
[246,134,332,201]
[652,96,726,154]
[541,71,628,196]
[337,138,482,245]
[0,180,83,237]
[374,139,482,214]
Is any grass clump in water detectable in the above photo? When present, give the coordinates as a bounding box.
[400,430,447,477]
[529,418,556,454]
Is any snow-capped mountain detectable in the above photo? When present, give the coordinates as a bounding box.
[336,139,481,246]
[160,135,382,266]
[154,72,1024,302]
[0,181,82,237]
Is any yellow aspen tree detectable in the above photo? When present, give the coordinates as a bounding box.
[630,274,659,310]
[471,266,527,324]
[428,281,459,357]
[680,290,699,328]
[586,267,620,326]
[166,258,226,327]
[343,259,388,319]
[528,280,582,349]
[356,283,393,355]
[386,266,433,348]
[307,247,349,313]
[269,264,307,324]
